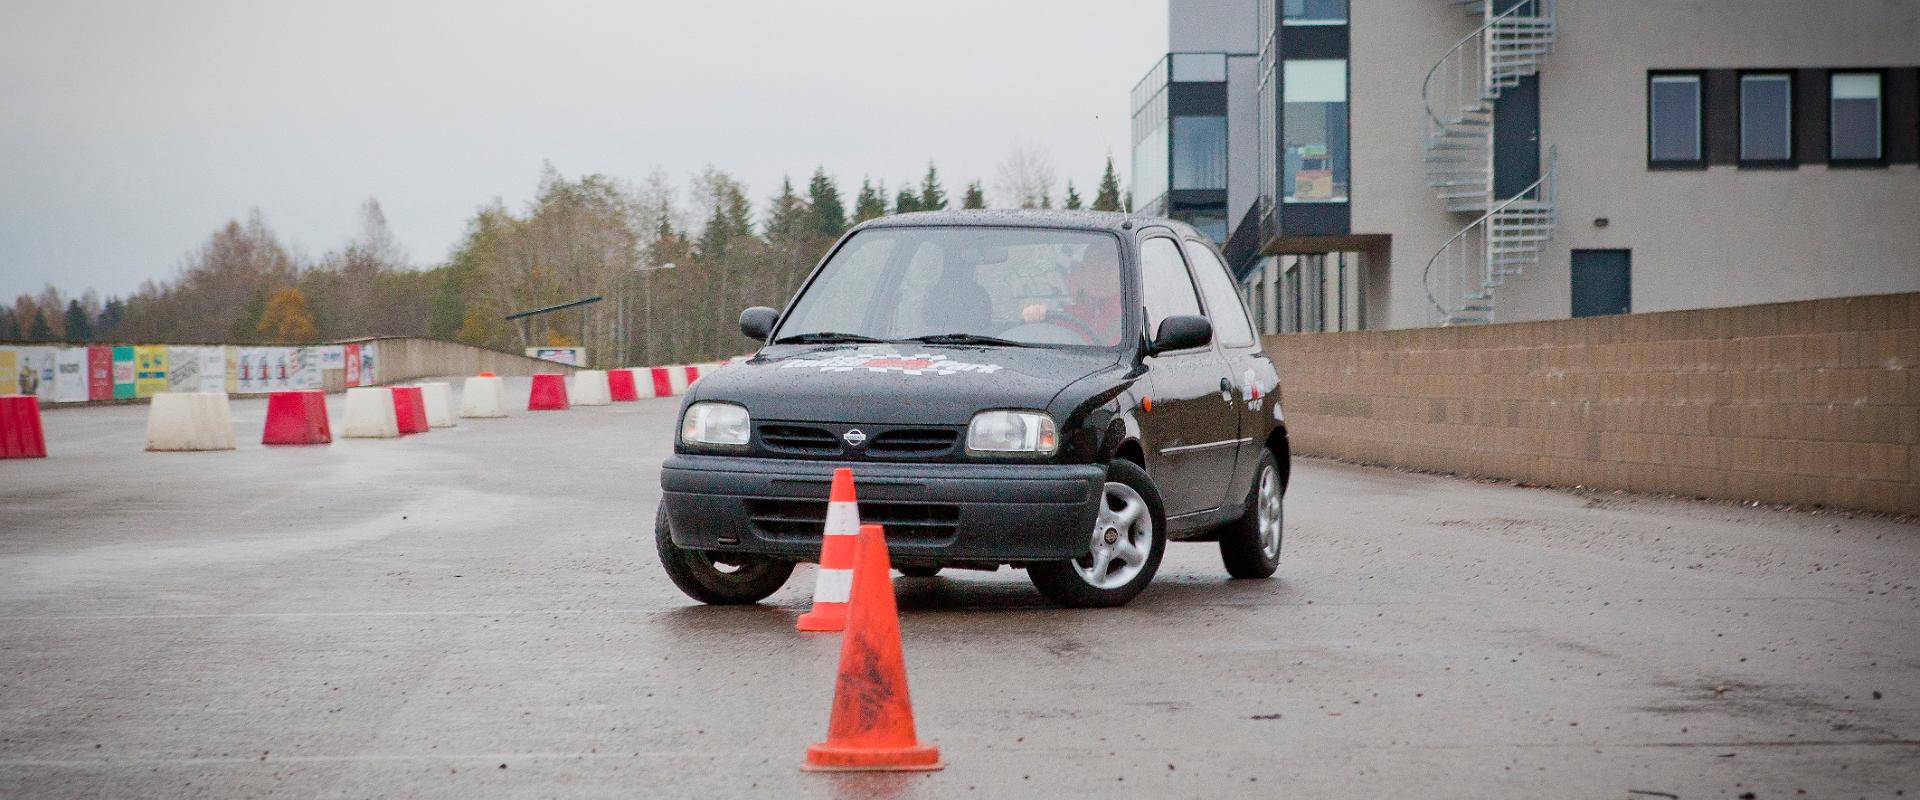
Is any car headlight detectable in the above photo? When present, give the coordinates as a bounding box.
[966,410,1057,455]
[681,402,751,447]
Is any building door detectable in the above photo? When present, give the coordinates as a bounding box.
[1571,249,1631,317]
[1493,75,1541,198]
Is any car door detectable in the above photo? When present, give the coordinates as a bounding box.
[1183,237,1274,509]
[1134,233,1239,518]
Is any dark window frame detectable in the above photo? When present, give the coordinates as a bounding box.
[1648,70,1708,169]
[1828,68,1889,168]
[1736,69,1797,168]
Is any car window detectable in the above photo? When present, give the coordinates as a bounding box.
[777,227,1126,347]
[1182,239,1257,348]
[1139,237,1204,336]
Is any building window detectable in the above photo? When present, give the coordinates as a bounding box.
[1175,210,1227,242]
[1282,59,1348,203]
[1830,72,1883,162]
[1172,115,1227,190]
[1130,59,1170,214]
[1283,0,1346,25]
[1170,53,1226,83]
[1648,73,1704,166]
[1739,73,1793,164]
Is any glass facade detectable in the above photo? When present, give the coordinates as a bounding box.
[1129,58,1170,214]
[1282,59,1348,202]
[1172,116,1227,190]
[1283,0,1346,24]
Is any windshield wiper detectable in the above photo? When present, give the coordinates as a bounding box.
[771,331,892,345]
[904,333,1033,347]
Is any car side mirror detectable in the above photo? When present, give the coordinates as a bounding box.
[1149,315,1212,354]
[739,306,779,341]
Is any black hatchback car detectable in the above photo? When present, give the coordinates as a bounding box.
[658,210,1287,608]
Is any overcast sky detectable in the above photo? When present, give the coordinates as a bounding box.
[0,0,1165,300]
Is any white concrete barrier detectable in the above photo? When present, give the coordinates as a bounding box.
[414,382,456,427]
[459,376,507,418]
[572,369,612,406]
[145,392,237,451]
[341,387,401,438]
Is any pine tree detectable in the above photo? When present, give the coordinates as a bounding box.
[1092,156,1124,212]
[917,163,947,211]
[962,181,986,209]
[62,299,92,341]
[0,305,13,340]
[94,298,124,338]
[852,179,887,223]
[25,308,51,341]
[1064,181,1083,210]
[803,166,847,239]
[893,187,920,215]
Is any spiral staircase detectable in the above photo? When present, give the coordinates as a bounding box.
[1421,0,1559,326]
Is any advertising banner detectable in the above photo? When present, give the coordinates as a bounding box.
[134,345,168,397]
[167,346,204,393]
[112,346,135,399]
[197,347,227,393]
[9,347,57,401]
[360,342,377,386]
[224,346,238,393]
[0,348,16,395]
[53,348,87,402]
[344,343,361,386]
[317,345,345,370]
[87,345,113,400]
[528,347,585,366]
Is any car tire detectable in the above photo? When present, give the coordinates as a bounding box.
[654,506,795,604]
[897,566,943,578]
[1218,450,1283,579]
[1028,459,1166,608]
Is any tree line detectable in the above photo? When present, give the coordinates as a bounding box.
[3,150,1129,367]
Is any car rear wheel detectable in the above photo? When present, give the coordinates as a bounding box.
[1028,460,1166,608]
[655,506,795,604]
[1218,451,1283,579]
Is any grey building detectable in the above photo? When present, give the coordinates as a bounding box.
[1132,0,1920,332]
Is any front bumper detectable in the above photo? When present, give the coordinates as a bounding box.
[660,454,1105,562]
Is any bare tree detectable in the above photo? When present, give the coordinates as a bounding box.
[994,141,1057,209]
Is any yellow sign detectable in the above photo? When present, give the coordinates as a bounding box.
[0,350,17,395]
[134,345,169,398]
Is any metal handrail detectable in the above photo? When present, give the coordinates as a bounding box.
[1420,0,1548,130]
[1422,146,1558,324]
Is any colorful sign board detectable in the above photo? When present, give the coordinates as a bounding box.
[133,345,168,398]
[528,347,585,366]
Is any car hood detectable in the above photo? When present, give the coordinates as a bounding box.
[691,344,1120,425]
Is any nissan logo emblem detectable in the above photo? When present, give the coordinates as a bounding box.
[842,428,868,447]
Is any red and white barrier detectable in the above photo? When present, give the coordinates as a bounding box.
[0,394,47,459]
[627,360,738,398]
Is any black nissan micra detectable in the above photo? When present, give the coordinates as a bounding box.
[658,210,1288,607]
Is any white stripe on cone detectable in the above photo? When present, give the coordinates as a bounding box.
[812,568,853,603]
[823,501,859,536]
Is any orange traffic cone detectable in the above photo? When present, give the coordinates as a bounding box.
[804,524,942,772]
[796,467,861,632]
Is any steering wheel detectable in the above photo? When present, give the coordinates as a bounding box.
[999,320,1098,346]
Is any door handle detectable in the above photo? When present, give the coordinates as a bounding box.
[1219,377,1233,401]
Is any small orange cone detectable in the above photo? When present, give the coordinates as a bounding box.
[803,524,942,772]
[796,468,861,632]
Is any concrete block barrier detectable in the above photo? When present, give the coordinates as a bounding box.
[458,376,507,418]
[392,386,430,434]
[342,387,401,438]
[607,368,639,402]
[414,382,456,427]
[145,392,237,452]
[528,373,570,410]
[572,370,612,406]
[261,390,332,445]
[0,394,48,459]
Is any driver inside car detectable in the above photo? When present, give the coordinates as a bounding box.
[1019,248,1124,345]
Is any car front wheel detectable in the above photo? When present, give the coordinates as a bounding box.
[1028,460,1166,608]
[655,506,795,604]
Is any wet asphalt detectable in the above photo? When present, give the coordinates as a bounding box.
[1,381,1916,799]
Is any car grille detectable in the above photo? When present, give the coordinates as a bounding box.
[759,424,840,455]
[753,422,963,460]
[746,498,960,542]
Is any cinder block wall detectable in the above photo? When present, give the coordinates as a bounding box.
[1264,293,1918,516]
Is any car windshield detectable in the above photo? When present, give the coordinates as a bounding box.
[774,226,1127,347]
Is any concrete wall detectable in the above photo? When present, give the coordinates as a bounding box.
[1265,292,1919,516]
[1349,0,1920,330]
[321,337,576,392]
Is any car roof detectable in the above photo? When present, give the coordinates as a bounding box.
[852,208,1204,240]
